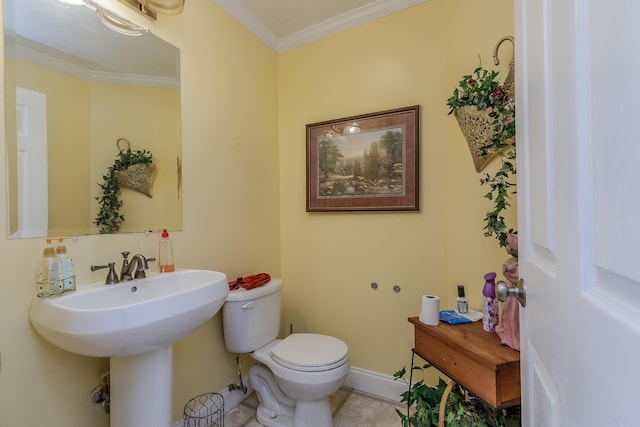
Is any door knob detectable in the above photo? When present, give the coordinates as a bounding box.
[497,278,526,307]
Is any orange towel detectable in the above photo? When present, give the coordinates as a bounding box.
[229,273,271,291]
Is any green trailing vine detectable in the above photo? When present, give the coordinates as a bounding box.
[394,363,521,427]
[94,148,153,234]
[446,67,517,248]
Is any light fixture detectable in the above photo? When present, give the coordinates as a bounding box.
[138,0,184,15]
[116,0,156,20]
[97,5,148,36]
[57,0,87,5]
[324,122,361,137]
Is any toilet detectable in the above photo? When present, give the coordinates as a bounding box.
[223,278,349,427]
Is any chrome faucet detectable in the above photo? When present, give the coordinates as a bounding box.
[121,253,155,281]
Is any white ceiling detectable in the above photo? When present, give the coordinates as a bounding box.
[213,0,427,53]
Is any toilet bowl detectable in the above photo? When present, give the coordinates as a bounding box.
[222,279,349,427]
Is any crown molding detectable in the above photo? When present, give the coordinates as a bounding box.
[278,0,426,53]
[6,39,179,89]
[214,0,427,54]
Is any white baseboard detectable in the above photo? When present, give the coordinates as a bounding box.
[343,366,405,403]
[173,366,404,426]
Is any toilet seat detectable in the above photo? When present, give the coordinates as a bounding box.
[270,334,348,372]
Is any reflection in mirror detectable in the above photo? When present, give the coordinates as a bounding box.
[5,0,182,238]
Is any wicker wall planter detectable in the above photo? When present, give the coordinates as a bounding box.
[115,162,156,198]
[454,105,500,172]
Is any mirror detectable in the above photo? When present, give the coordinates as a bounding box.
[4,0,182,238]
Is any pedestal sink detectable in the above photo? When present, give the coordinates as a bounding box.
[29,269,228,427]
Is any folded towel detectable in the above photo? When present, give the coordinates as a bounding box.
[229,273,271,291]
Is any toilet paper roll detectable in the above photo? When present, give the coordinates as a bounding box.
[419,295,440,326]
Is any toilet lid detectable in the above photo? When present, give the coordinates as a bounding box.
[271,334,348,372]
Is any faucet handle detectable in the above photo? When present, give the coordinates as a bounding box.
[91,262,119,284]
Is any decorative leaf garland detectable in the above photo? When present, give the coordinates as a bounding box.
[447,67,517,248]
[94,148,153,234]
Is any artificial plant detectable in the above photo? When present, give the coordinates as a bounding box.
[94,148,153,234]
[447,67,517,248]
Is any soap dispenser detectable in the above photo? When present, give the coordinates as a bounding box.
[55,238,76,292]
[158,229,175,272]
[36,239,61,297]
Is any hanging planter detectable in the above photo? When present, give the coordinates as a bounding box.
[114,137,156,198]
[446,66,517,248]
[94,138,154,234]
[114,162,156,197]
[453,105,501,172]
[447,67,515,172]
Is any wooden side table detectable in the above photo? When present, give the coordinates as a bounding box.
[408,316,520,410]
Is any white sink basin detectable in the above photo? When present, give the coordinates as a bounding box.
[29,269,229,357]
[29,268,229,426]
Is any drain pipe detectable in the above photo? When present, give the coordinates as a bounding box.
[228,355,248,394]
[91,372,111,413]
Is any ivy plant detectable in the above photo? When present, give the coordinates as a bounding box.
[94,148,153,234]
[446,67,517,248]
[394,363,521,427]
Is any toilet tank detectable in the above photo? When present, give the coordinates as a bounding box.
[222,278,283,353]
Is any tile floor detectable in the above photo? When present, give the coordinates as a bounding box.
[224,387,406,427]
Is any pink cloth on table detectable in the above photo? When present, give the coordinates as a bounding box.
[495,297,520,351]
[495,256,520,351]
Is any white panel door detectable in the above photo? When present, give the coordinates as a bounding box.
[14,87,48,238]
[516,0,640,425]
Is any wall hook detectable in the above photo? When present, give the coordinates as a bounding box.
[493,35,515,92]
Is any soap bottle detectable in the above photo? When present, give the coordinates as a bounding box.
[158,229,175,272]
[456,285,469,314]
[55,238,76,293]
[482,272,498,332]
[36,239,61,297]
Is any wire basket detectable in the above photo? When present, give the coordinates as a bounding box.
[183,392,224,427]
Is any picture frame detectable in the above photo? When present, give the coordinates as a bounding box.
[306,105,420,212]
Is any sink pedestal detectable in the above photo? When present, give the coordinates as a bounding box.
[110,346,173,427]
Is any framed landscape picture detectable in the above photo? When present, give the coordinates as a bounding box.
[306,105,419,212]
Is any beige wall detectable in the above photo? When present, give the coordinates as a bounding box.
[278,0,515,377]
[0,0,280,425]
[0,0,514,425]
